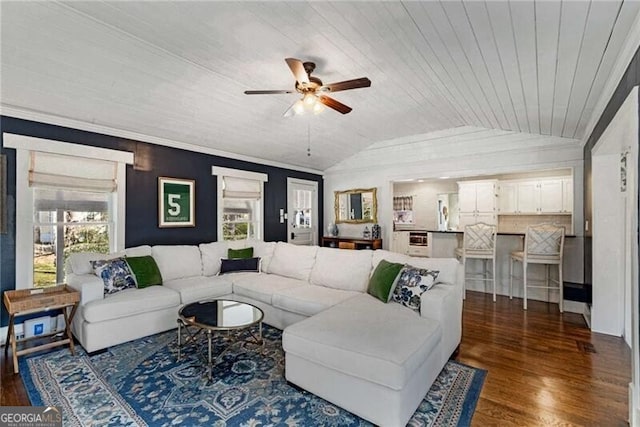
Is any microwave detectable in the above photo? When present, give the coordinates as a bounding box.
[409,231,428,246]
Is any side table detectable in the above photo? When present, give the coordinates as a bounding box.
[3,285,80,373]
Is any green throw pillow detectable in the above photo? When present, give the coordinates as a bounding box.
[228,247,254,259]
[125,256,163,288]
[367,259,404,303]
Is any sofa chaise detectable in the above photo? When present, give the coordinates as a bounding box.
[66,240,463,426]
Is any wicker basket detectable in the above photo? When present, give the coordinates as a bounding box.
[3,284,79,315]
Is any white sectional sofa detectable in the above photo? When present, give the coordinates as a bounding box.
[66,240,463,426]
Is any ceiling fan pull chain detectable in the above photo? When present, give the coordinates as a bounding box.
[307,121,311,157]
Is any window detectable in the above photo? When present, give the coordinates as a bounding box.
[212,167,268,242]
[5,134,133,289]
[33,189,112,286]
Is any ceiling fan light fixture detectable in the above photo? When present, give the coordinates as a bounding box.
[293,99,305,115]
[303,92,317,107]
[313,102,325,115]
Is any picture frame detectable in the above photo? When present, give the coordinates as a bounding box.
[158,177,195,228]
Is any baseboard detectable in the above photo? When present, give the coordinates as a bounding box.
[629,383,640,426]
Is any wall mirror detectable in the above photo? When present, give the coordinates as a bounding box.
[335,188,377,224]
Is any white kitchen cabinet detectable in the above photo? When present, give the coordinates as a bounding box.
[457,180,497,226]
[391,231,409,255]
[498,182,518,214]
[562,178,573,213]
[538,180,563,213]
[501,178,570,214]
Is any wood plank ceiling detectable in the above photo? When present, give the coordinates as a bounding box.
[1,1,638,171]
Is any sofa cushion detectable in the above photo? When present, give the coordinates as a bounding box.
[67,245,152,276]
[200,241,228,276]
[219,257,260,274]
[69,252,120,275]
[391,266,439,312]
[272,285,359,317]
[124,245,152,257]
[311,247,373,292]
[268,242,318,281]
[228,247,254,259]
[245,240,276,273]
[82,285,180,323]
[152,245,202,281]
[371,250,410,272]
[91,258,137,295]
[125,255,163,288]
[163,276,233,305]
[367,259,404,302]
[282,293,441,391]
[232,274,308,305]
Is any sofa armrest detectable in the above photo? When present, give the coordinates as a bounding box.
[420,281,463,363]
[66,273,104,305]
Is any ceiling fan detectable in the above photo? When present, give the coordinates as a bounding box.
[244,58,371,116]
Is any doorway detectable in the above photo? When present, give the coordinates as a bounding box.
[591,86,639,423]
[287,178,318,246]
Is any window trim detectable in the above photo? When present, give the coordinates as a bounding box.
[212,166,268,241]
[4,133,133,289]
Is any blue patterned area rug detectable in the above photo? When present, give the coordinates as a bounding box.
[20,325,485,427]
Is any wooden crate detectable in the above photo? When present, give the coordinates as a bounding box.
[3,284,79,315]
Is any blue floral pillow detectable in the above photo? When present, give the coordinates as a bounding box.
[391,265,440,312]
[91,258,137,296]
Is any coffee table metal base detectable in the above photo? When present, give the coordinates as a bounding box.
[177,320,263,381]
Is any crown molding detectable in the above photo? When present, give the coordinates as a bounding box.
[0,104,324,176]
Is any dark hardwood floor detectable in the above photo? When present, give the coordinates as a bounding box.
[460,291,631,426]
[1,291,631,425]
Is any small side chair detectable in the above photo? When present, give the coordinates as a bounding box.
[454,222,497,301]
[509,223,565,311]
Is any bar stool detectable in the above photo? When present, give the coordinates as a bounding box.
[454,223,497,301]
[509,223,565,312]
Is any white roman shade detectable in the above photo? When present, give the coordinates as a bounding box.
[29,151,117,192]
[222,176,261,199]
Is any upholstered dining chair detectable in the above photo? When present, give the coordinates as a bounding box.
[454,222,497,301]
[509,223,565,312]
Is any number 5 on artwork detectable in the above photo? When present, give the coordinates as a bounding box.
[167,194,181,216]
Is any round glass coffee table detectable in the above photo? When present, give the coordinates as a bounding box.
[177,299,264,380]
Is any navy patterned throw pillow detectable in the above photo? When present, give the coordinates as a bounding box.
[91,258,137,296]
[391,265,440,313]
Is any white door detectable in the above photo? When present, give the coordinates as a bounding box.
[287,178,318,246]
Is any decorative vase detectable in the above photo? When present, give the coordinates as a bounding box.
[363,226,371,239]
[371,224,381,239]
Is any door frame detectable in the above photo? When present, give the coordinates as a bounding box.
[287,178,319,245]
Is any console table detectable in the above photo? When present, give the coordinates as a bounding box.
[321,236,382,250]
[3,285,80,373]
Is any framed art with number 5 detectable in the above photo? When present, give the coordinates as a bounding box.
[158,177,195,227]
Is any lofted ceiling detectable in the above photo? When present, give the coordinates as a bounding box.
[1,1,639,171]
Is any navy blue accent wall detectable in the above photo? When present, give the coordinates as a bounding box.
[0,116,323,326]
[582,47,640,286]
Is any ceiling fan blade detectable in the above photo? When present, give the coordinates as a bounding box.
[244,90,294,95]
[285,58,309,84]
[322,77,371,93]
[283,101,297,118]
[319,95,352,114]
